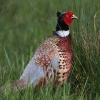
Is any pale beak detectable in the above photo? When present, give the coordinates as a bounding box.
[72,14,78,19]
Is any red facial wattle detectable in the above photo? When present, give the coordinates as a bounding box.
[63,11,74,26]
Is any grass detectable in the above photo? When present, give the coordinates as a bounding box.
[0,0,100,99]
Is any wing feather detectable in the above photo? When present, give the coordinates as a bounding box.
[19,37,59,86]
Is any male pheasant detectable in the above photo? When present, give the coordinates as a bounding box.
[12,11,78,90]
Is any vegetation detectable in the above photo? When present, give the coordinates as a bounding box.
[0,0,100,99]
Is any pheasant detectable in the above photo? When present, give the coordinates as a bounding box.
[5,11,78,91]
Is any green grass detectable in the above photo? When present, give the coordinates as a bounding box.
[0,0,100,100]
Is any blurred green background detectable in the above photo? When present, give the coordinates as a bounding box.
[0,0,100,100]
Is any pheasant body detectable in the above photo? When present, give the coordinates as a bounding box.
[19,35,73,87]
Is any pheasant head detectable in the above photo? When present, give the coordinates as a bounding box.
[55,11,78,37]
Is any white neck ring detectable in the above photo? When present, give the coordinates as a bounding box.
[56,30,70,37]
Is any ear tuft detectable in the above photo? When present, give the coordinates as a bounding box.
[56,11,61,17]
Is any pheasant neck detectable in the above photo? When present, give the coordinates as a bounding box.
[55,22,70,37]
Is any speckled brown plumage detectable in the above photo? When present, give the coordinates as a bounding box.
[32,35,73,86]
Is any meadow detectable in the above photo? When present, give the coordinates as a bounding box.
[0,0,100,100]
